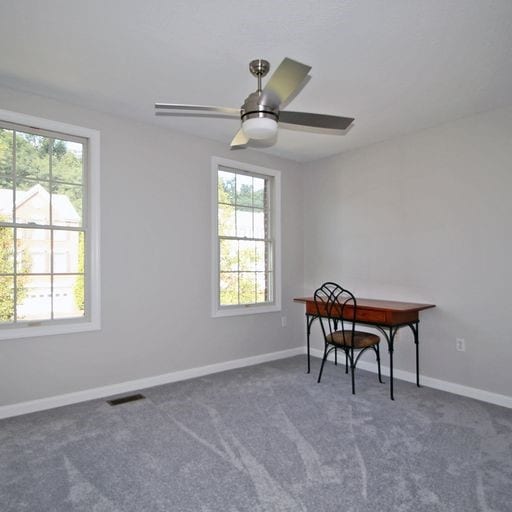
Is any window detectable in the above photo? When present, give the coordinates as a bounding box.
[0,109,100,339]
[211,157,281,316]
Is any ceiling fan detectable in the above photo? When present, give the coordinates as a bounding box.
[155,57,354,149]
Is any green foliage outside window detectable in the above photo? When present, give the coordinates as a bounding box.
[0,223,14,321]
[0,129,83,212]
[74,232,85,312]
[0,220,30,322]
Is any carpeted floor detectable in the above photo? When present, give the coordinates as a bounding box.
[1,356,511,511]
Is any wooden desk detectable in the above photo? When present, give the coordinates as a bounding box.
[294,297,435,399]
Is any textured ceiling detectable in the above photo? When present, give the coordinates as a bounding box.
[1,0,512,162]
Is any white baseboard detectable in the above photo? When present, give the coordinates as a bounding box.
[0,347,304,420]
[310,348,512,409]
[3,345,510,419]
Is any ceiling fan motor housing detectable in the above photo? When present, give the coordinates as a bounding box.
[241,91,279,123]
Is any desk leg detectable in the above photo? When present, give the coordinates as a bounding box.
[387,327,398,401]
[306,314,314,374]
[409,322,420,387]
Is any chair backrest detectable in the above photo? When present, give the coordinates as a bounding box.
[313,282,357,344]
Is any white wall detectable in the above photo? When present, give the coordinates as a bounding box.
[303,106,512,397]
[3,84,510,408]
[0,85,306,406]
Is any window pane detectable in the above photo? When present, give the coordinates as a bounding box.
[16,228,51,273]
[220,272,238,305]
[53,251,68,273]
[54,230,81,273]
[0,226,14,273]
[236,174,253,206]
[51,182,82,227]
[254,210,265,239]
[219,239,238,271]
[0,128,13,176]
[236,207,253,238]
[266,242,273,271]
[239,272,256,304]
[218,204,235,236]
[253,177,265,208]
[255,242,266,271]
[52,139,83,184]
[0,180,14,222]
[53,275,84,319]
[239,240,256,271]
[218,170,235,204]
[54,229,68,241]
[267,272,274,302]
[0,276,14,323]
[16,132,50,180]
[256,272,268,303]
[15,180,51,225]
[17,275,51,321]
[76,231,85,276]
[29,252,48,273]
[73,274,85,315]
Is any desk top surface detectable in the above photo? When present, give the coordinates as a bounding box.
[293,297,436,313]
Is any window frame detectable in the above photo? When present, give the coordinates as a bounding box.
[0,109,101,340]
[211,156,281,317]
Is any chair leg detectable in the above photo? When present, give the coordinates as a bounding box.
[350,347,355,394]
[375,344,383,384]
[345,349,349,374]
[317,345,329,383]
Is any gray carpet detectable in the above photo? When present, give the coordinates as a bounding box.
[1,356,511,512]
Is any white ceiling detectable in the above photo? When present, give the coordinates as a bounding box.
[1,0,512,162]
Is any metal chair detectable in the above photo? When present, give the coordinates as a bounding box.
[314,282,383,394]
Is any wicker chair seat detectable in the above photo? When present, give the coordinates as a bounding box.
[326,330,380,349]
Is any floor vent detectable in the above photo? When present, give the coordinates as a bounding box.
[107,393,146,406]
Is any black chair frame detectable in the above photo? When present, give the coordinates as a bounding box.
[314,282,383,394]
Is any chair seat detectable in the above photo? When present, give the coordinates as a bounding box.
[326,330,380,349]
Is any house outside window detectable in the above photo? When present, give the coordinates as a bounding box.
[211,157,281,317]
[0,110,100,339]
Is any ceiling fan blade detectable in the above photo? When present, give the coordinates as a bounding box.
[155,103,240,116]
[279,111,354,130]
[260,58,311,109]
[230,129,249,149]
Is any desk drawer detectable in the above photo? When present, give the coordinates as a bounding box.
[355,309,387,324]
[307,302,387,324]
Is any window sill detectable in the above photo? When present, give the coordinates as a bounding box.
[0,319,101,340]
[212,303,281,318]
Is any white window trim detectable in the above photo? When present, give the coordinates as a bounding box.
[211,156,281,317]
[0,109,101,340]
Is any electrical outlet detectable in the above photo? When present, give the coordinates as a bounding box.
[456,338,466,352]
[281,316,287,327]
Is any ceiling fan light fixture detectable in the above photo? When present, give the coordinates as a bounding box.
[242,116,278,140]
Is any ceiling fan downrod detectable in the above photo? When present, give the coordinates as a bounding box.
[249,59,270,93]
